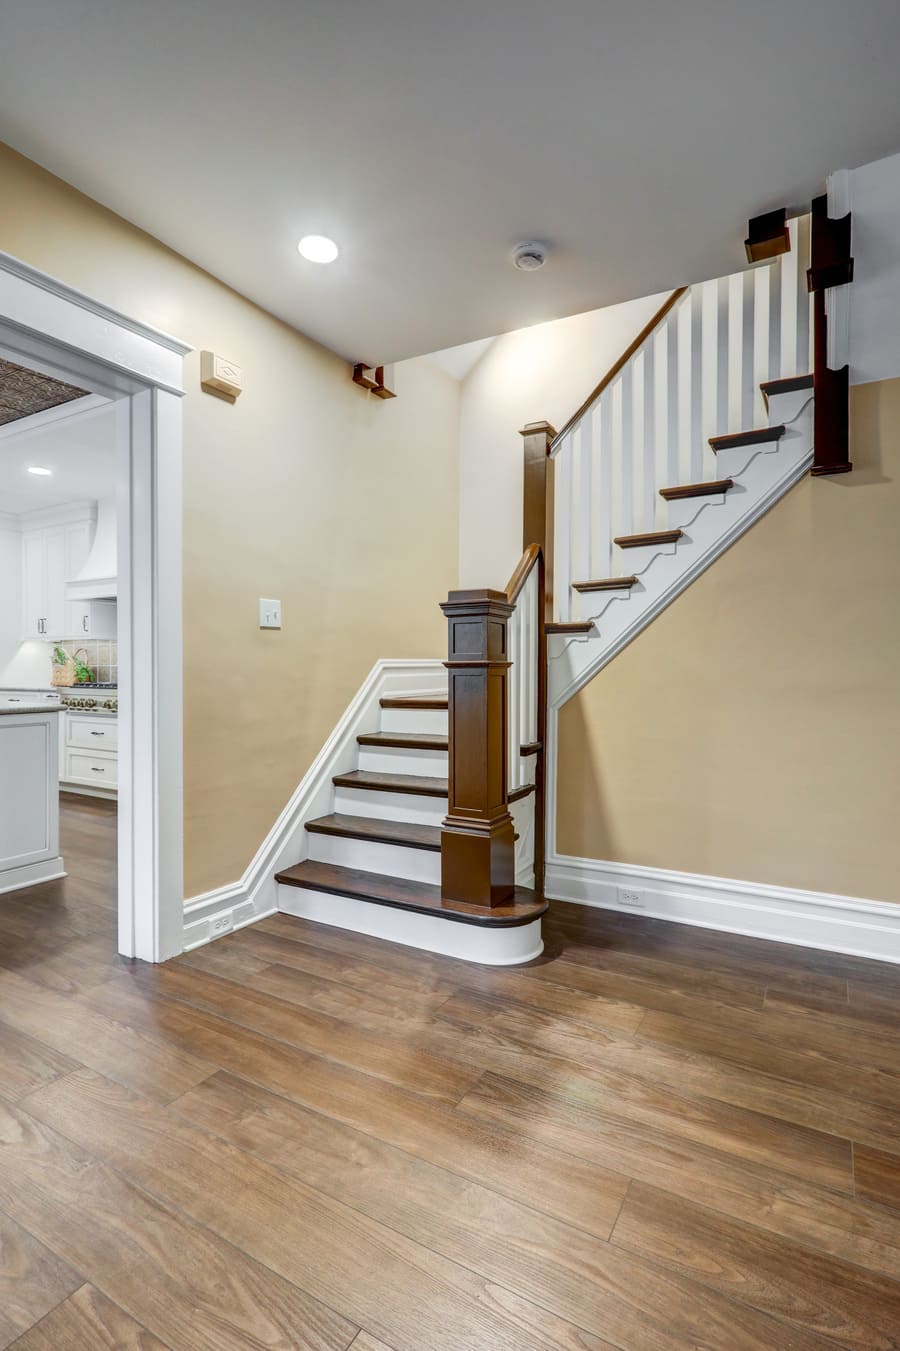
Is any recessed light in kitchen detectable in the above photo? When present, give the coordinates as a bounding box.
[27,466,53,476]
[298,235,339,264]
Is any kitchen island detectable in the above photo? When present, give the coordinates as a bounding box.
[0,699,64,894]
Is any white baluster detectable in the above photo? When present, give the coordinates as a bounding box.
[727,272,743,433]
[780,221,799,379]
[554,434,572,621]
[741,268,756,429]
[642,341,656,532]
[610,377,625,545]
[599,392,614,579]
[620,365,634,536]
[654,325,669,527]
[666,307,679,491]
[795,212,812,374]
[690,287,704,480]
[576,412,592,599]
[753,263,772,422]
[768,253,782,386]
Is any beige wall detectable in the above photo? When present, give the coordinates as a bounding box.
[558,377,900,903]
[0,143,459,897]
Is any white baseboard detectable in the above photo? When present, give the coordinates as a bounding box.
[0,856,66,896]
[278,884,544,966]
[181,659,446,952]
[545,854,900,965]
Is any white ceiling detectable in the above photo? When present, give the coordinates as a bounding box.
[0,401,117,514]
[1,1,900,363]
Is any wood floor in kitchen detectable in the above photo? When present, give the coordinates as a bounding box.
[0,796,899,1348]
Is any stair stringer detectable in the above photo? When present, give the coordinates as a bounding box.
[548,387,814,710]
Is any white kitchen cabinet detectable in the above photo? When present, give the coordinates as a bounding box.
[69,598,117,640]
[61,710,118,797]
[21,517,94,640]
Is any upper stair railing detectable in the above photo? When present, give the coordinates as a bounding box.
[550,215,813,622]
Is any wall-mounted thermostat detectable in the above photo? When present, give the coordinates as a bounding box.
[201,351,242,400]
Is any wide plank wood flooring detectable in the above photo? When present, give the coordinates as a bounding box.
[0,796,899,1348]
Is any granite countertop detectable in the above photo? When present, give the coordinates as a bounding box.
[0,701,62,715]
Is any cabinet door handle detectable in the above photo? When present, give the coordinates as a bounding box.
[82,616,88,632]
[90,731,104,736]
[90,767,104,773]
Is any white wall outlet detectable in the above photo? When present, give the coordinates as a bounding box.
[210,912,233,936]
[618,886,645,908]
[259,598,282,629]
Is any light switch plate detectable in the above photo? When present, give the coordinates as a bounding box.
[259,598,282,629]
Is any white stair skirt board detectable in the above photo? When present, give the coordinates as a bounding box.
[182,659,447,950]
[278,884,544,966]
[545,855,900,965]
[549,386,814,707]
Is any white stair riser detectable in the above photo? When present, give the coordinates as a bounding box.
[357,745,448,777]
[278,884,543,965]
[379,707,448,735]
[306,831,441,884]
[333,785,447,826]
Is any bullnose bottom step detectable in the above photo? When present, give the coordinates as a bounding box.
[275,859,548,927]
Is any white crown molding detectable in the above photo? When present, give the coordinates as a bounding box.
[0,251,191,357]
[183,658,447,950]
[545,853,900,965]
[0,393,109,443]
[18,499,97,531]
[0,511,21,530]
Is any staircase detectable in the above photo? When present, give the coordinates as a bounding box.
[271,206,847,966]
[276,690,547,965]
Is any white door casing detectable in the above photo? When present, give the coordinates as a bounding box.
[0,250,190,961]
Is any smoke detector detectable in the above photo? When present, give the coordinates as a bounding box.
[512,241,548,271]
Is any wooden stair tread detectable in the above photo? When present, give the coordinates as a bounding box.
[761,373,813,407]
[332,769,448,797]
[379,695,448,710]
[572,576,637,592]
[709,425,785,452]
[659,478,734,501]
[614,529,682,548]
[509,782,536,802]
[358,731,448,751]
[305,813,441,851]
[274,859,548,927]
[546,621,595,635]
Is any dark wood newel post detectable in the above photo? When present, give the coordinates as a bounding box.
[520,421,556,620]
[440,589,516,907]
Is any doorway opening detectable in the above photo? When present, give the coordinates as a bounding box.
[0,250,189,963]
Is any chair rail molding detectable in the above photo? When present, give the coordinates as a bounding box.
[0,248,190,962]
[183,659,447,950]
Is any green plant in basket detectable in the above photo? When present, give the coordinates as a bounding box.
[71,648,95,684]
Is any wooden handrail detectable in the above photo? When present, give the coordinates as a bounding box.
[505,543,542,603]
[550,286,689,451]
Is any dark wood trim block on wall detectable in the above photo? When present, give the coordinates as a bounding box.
[808,192,854,477]
[440,589,516,908]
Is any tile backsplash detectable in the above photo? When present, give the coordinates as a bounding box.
[56,639,118,685]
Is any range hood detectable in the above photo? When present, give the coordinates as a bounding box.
[67,497,117,601]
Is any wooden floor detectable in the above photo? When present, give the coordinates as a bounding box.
[1,799,899,1348]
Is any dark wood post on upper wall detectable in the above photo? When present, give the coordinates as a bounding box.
[440,589,515,908]
[808,193,854,476]
[520,421,556,617]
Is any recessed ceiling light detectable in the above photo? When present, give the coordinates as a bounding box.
[27,466,53,476]
[298,235,339,264]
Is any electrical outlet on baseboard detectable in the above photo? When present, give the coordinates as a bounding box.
[618,887,645,909]
[210,912,234,936]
